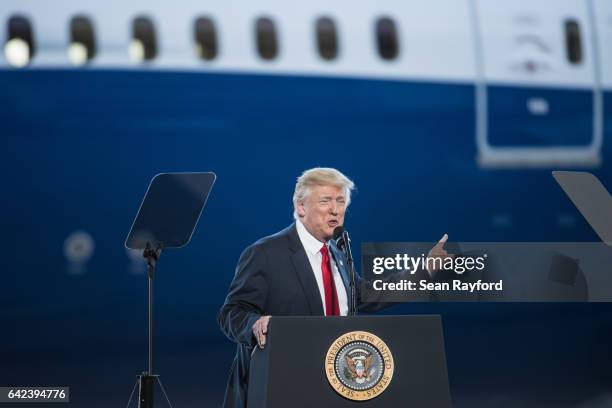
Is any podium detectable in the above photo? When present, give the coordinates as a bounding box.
[248,315,451,408]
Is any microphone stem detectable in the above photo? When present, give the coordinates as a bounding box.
[342,232,357,316]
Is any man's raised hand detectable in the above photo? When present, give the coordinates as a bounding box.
[426,234,453,276]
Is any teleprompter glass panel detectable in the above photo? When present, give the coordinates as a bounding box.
[125,172,216,250]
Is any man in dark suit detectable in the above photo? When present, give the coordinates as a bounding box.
[217,167,448,408]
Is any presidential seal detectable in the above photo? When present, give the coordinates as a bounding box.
[325,331,394,401]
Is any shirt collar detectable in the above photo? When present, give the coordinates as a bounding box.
[296,219,325,256]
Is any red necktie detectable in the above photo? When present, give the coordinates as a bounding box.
[320,244,340,316]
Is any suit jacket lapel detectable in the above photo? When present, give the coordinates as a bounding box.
[287,224,325,316]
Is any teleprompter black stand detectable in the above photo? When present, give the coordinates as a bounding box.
[124,172,216,408]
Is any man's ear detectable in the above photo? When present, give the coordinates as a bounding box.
[296,201,306,218]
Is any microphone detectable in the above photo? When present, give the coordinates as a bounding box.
[333,226,347,250]
[332,225,356,316]
[333,226,352,262]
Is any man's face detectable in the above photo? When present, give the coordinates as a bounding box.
[296,184,347,242]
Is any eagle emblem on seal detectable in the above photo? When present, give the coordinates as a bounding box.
[325,331,394,401]
[344,349,376,384]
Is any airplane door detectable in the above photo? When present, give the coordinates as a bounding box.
[473,0,602,167]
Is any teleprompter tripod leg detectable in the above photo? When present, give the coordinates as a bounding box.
[125,379,138,408]
[156,377,174,408]
[125,375,173,408]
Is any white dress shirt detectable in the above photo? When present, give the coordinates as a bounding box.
[296,220,348,316]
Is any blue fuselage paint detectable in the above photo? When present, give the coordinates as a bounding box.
[1,70,611,406]
[487,85,594,147]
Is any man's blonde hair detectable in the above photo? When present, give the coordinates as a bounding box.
[293,167,355,219]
